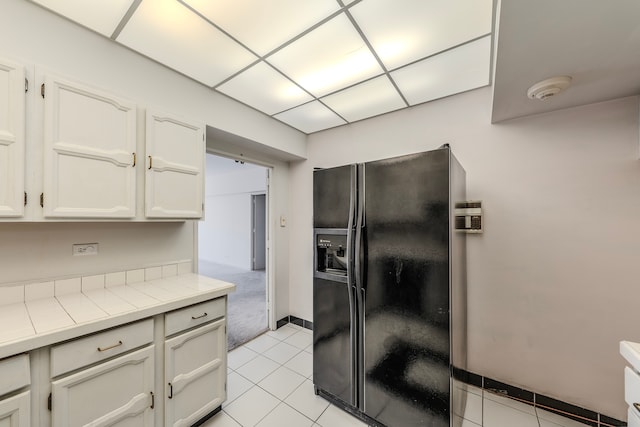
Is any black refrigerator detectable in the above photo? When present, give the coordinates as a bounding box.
[312,146,467,427]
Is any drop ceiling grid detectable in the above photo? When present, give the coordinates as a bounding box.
[29,0,494,134]
[184,0,494,132]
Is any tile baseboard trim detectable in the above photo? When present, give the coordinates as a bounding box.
[275,325,624,426]
[276,315,313,331]
[453,368,626,427]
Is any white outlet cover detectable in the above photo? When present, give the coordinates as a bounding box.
[72,243,99,256]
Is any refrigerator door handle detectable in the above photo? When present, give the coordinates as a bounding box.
[355,164,365,291]
[357,286,365,410]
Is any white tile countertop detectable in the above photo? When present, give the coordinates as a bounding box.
[0,265,235,359]
[621,341,640,372]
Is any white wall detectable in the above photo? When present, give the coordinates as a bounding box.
[198,157,267,269]
[0,222,194,285]
[288,87,640,419]
[0,1,304,293]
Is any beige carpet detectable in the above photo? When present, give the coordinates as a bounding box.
[198,260,268,350]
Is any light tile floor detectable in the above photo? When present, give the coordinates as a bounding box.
[202,324,589,427]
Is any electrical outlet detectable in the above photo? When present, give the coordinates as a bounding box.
[72,243,99,256]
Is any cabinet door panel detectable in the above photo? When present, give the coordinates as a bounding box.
[145,111,204,218]
[0,58,25,217]
[43,75,137,218]
[52,346,154,427]
[0,391,30,427]
[165,319,225,427]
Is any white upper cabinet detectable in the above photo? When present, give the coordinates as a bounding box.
[145,109,204,219]
[43,74,137,218]
[0,58,25,217]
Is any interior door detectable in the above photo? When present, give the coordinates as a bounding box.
[252,194,266,270]
[43,74,137,218]
[145,109,204,218]
[361,149,451,427]
[0,58,25,217]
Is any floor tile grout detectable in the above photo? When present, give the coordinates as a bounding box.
[218,329,590,427]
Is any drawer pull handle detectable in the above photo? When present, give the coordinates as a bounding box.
[150,391,155,409]
[97,340,123,352]
[635,403,640,413]
[191,312,208,320]
[168,383,173,399]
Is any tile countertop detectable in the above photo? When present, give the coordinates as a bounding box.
[0,273,235,360]
[621,341,640,372]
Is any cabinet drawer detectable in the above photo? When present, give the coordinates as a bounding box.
[629,406,640,427]
[626,367,640,408]
[0,354,29,396]
[165,298,225,337]
[51,318,153,377]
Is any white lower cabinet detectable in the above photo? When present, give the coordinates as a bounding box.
[51,346,155,427]
[1,296,228,426]
[0,353,30,427]
[0,392,30,427]
[164,318,226,427]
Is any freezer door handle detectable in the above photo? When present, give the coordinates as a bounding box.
[347,165,356,287]
[349,284,358,405]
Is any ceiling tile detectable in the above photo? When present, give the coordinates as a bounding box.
[31,0,134,37]
[217,62,313,115]
[321,76,406,122]
[349,0,493,70]
[274,101,346,134]
[116,0,257,87]
[391,36,491,106]
[183,0,340,56]
[268,14,384,97]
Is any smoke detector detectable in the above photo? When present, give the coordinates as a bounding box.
[527,76,572,100]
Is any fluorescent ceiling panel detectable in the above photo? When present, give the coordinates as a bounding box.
[321,76,406,122]
[349,0,493,70]
[183,0,339,56]
[117,0,257,87]
[30,0,134,37]
[217,62,313,115]
[274,101,346,134]
[391,36,491,106]
[268,14,383,97]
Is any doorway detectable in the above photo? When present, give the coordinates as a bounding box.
[197,153,270,350]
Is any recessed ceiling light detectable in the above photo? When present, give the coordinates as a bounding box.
[526,76,572,100]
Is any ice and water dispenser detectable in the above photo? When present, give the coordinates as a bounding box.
[314,230,348,283]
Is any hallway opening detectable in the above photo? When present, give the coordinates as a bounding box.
[198,153,270,349]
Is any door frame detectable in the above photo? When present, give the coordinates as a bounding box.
[194,150,275,331]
